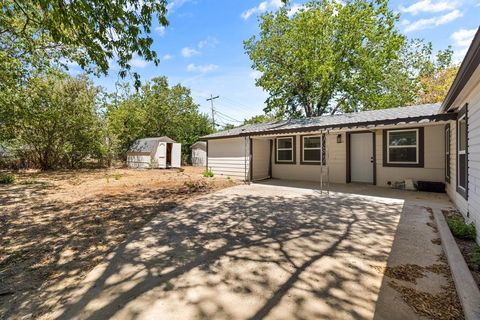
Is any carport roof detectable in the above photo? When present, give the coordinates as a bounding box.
[201,103,455,140]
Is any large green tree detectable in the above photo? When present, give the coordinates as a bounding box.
[0,0,168,86]
[244,0,416,118]
[107,77,213,159]
[4,70,105,169]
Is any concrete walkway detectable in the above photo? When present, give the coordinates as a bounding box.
[46,181,455,320]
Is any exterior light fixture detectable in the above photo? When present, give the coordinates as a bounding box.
[337,134,342,143]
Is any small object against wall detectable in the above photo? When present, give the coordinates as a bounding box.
[337,134,342,143]
[405,179,416,191]
[417,181,446,193]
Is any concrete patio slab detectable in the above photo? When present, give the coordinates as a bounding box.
[44,181,457,320]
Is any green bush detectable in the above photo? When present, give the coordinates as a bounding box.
[202,169,214,178]
[0,173,15,184]
[446,216,476,240]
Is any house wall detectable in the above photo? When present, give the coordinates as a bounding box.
[375,125,445,187]
[252,139,270,180]
[207,137,250,180]
[446,66,480,243]
[271,133,346,183]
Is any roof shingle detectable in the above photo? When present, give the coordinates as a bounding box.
[202,103,445,139]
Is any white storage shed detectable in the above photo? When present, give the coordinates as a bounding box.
[191,141,207,166]
[127,136,181,169]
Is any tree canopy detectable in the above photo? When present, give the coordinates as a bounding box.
[0,0,168,86]
[244,0,458,118]
[107,76,213,159]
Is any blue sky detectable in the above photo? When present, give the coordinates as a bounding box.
[84,0,479,126]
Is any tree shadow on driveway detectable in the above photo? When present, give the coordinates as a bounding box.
[52,185,404,320]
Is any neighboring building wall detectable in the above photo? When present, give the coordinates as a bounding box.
[271,133,347,183]
[207,137,250,180]
[191,144,207,166]
[252,139,270,180]
[446,68,480,243]
[375,125,445,187]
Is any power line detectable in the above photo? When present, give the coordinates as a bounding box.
[206,94,219,128]
[214,109,242,123]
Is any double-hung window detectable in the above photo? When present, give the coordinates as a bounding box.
[276,137,295,163]
[384,128,423,167]
[457,105,468,198]
[301,135,326,165]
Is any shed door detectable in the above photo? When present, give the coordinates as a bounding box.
[171,143,181,168]
[350,133,374,183]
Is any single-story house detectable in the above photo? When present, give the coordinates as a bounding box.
[127,136,181,169]
[201,27,480,243]
[191,141,207,166]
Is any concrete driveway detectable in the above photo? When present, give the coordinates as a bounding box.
[47,181,454,320]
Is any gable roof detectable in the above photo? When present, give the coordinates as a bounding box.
[441,27,480,112]
[202,103,455,140]
[128,136,176,153]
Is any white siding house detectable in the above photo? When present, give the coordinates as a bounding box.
[207,137,250,180]
[202,105,455,186]
[441,28,480,243]
[202,28,480,246]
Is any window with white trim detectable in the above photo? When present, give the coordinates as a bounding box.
[386,129,419,164]
[276,137,294,162]
[302,135,326,164]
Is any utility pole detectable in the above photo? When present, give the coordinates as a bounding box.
[206,94,219,129]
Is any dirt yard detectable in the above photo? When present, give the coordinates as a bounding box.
[0,167,236,320]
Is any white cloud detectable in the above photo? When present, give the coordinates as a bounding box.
[198,36,219,49]
[402,9,462,32]
[451,28,477,62]
[167,0,192,12]
[187,63,219,73]
[181,47,200,57]
[155,26,166,37]
[400,0,458,15]
[130,54,150,68]
[241,0,284,20]
[162,54,173,61]
[451,28,477,47]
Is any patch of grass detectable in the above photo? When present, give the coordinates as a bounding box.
[202,169,214,178]
[0,173,15,184]
[446,216,476,240]
[184,180,208,192]
[470,247,480,270]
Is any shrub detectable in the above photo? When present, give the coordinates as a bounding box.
[202,169,214,178]
[446,216,476,240]
[0,173,15,184]
[114,172,121,180]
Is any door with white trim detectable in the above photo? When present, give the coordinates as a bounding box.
[350,132,374,183]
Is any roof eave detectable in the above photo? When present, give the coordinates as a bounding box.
[200,113,456,140]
